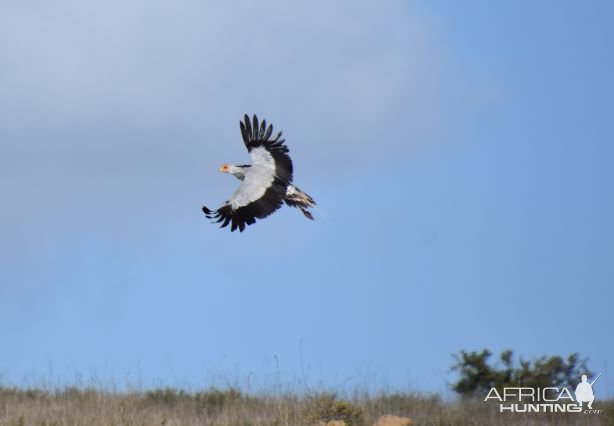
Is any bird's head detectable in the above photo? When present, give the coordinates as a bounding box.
[219,163,248,180]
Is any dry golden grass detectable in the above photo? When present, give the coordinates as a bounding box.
[0,386,611,425]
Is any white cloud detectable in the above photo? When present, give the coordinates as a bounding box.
[0,0,450,231]
[1,1,443,132]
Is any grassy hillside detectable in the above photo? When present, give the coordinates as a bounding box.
[0,386,612,425]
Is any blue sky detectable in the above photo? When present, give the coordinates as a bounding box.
[1,0,612,398]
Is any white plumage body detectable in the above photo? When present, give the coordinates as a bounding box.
[227,163,274,210]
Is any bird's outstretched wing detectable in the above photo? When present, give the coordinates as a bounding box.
[240,114,293,184]
[202,115,293,232]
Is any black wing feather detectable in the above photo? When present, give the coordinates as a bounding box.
[240,114,293,184]
[202,176,286,232]
[263,123,272,141]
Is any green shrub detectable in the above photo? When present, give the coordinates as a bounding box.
[194,387,243,415]
[143,387,188,406]
[450,349,592,398]
[304,392,364,425]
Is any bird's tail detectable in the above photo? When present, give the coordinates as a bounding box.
[285,185,316,220]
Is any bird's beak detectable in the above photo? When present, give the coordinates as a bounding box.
[219,165,227,173]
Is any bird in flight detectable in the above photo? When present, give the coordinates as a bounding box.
[202,114,316,232]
